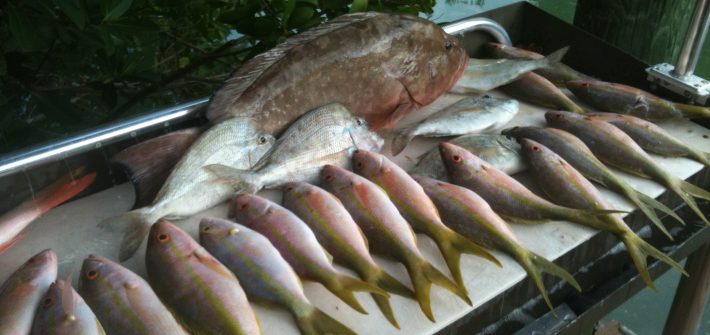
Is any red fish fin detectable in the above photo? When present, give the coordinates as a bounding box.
[112,127,203,208]
[35,170,97,213]
[0,233,24,254]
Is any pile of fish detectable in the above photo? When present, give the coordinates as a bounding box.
[2,10,710,335]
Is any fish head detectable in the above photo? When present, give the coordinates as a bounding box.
[231,193,271,223]
[439,142,487,178]
[78,255,112,295]
[199,217,243,246]
[392,15,468,108]
[519,138,552,161]
[500,126,523,138]
[411,174,440,190]
[282,181,315,202]
[13,249,58,284]
[35,279,79,330]
[565,80,594,99]
[352,149,385,177]
[544,110,582,127]
[147,220,197,257]
[320,164,356,191]
[345,116,384,153]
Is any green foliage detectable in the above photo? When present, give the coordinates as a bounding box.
[0,0,435,153]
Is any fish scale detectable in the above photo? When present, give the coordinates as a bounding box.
[321,164,472,323]
[145,220,261,335]
[0,249,57,335]
[78,255,187,335]
[199,218,356,335]
[520,138,687,289]
[231,193,389,315]
[206,103,383,194]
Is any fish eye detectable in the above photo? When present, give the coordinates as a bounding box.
[324,174,335,182]
[258,136,267,144]
[239,203,249,210]
[445,40,453,50]
[284,186,293,193]
[555,114,563,119]
[157,234,170,244]
[356,118,365,126]
[42,297,54,308]
[483,95,491,99]
[202,226,211,232]
[85,270,99,281]
[355,161,363,169]
[581,82,590,88]
[452,155,463,164]
[532,146,541,152]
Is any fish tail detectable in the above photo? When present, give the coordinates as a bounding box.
[635,191,685,225]
[434,229,501,288]
[620,231,688,290]
[368,269,415,298]
[295,306,356,335]
[540,46,569,68]
[620,188,675,239]
[329,274,389,314]
[407,257,472,321]
[35,171,97,213]
[689,150,710,167]
[390,129,415,156]
[98,208,158,261]
[203,164,261,193]
[515,247,581,311]
[675,103,710,119]
[371,294,400,329]
[672,180,710,226]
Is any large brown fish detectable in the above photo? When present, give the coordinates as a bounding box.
[206,12,468,132]
[145,220,261,335]
[0,249,58,334]
[321,164,471,322]
[566,80,710,120]
[520,139,686,288]
[231,193,388,315]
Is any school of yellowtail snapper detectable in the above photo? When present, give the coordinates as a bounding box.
[2,11,710,334]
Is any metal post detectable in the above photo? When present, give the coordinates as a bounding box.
[674,0,710,77]
[662,243,710,335]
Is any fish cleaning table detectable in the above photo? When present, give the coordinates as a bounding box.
[1,3,708,334]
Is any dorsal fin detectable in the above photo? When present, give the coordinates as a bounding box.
[206,12,384,121]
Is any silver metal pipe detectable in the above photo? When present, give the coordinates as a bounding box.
[443,17,512,46]
[0,16,510,179]
[0,98,208,177]
[674,0,710,77]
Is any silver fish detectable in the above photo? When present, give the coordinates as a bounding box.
[390,95,519,155]
[0,249,58,334]
[31,279,105,335]
[78,255,187,335]
[410,134,526,180]
[450,47,568,94]
[207,103,383,192]
[100,117,275,261]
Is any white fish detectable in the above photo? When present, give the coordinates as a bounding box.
[391,95,519,155]
[100,117,275,261]
[207,103,383,192]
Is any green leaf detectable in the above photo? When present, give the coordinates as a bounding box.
[54,0,87,29]
[179,56,190,68]
[6,3,43,52]
[104,0,133,21]
[350,0,368,12]
[282,0,297,22]
[297,0,319,6]
[288,6,315,29]
[0,53,6,76]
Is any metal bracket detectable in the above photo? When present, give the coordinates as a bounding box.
[646,63,710,105]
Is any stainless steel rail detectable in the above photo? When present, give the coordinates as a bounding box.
[0,16,511,178]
